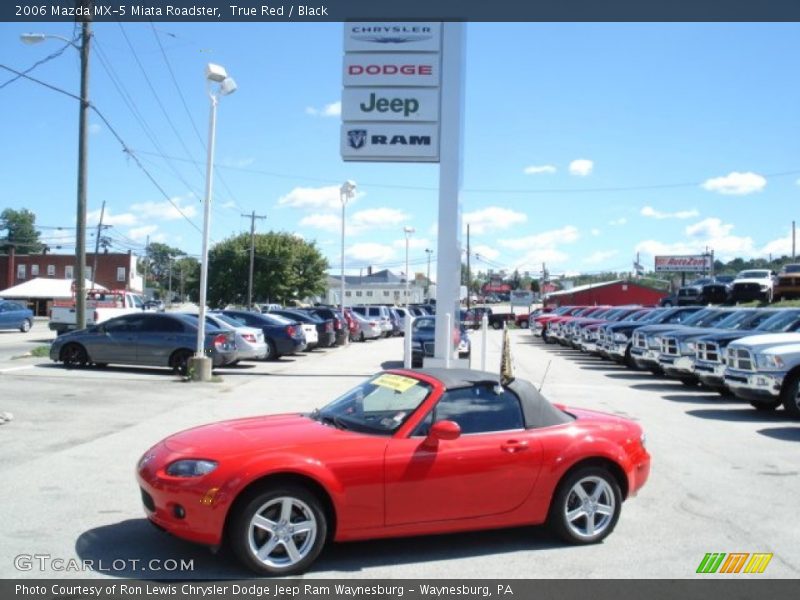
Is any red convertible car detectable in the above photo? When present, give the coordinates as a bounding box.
[137,369,650,575]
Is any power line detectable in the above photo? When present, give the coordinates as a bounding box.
[0,37,78,90]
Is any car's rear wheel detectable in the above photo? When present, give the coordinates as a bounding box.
[169,349,193,375]
[520,320,529,329]
[492,321,502,330]
[549,466,621,544]
[264,339,277,361]
[780,373,800,418]
[230,485,327,576]
[20,319,31,333]
[60,343,88,368]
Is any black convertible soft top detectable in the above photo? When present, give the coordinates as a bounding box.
[414,368,573,429]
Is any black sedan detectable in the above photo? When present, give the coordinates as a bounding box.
[411,316,470,368]
[269,308,335,348]
[219,310,306,359]
[49,312,237,374]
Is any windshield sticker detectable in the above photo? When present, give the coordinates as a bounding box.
[373,374,418,393]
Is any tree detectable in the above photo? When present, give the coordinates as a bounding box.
[174,256,200,301]
[207,232,329,306]
[0,208,43,254]
[137,242,185,289]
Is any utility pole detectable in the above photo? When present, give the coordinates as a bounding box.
[74,5,92,330]
[241,210,267,310]
[143,235,150,298]
[179,262,185,301]
[168,256,173,306]
[425,248,433,301]
[90,199,108,289]
[466,224,471,311]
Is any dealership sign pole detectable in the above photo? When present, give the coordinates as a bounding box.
[342,21,466,367]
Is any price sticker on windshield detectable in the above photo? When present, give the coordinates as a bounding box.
[373,374,418,393]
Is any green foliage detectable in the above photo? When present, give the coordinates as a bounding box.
[207,232,329,306]
[0,208,43,254]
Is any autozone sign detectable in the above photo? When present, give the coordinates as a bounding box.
[343,54,440,86]
[654,255,713,272]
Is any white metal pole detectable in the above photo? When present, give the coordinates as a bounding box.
[405,233,410,307]
[404,315,413,369]
[196,93,218,359]
[480,312,488,371]
[444,312,452,369]
[341,191,346,313]
[433,22,466,368]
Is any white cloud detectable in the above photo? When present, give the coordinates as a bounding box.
[278,185,362,211]
[499,226,580,251]
[305,101,341,117]
[760,234,792,257]
[87,208,137,227]
[569,159,593,177]
[345,243,395,264]
[221,200,237,210]
[609,217,627,226]
[523,164,556,175]
[300,213,341,233]
[685,217,733,239]
[127,225,159,242]
[392,237,432,250]
[130,198,198,221]
[701,171,766,195]
[585,250,619,264]
[636,217,754,262]
[516,248,570,268]
[591,228,601,236]
[641,206,699,220]
[472,244,500,261]
[351,208,409,230]
[463,206,527,235]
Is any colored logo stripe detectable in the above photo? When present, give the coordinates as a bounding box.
[744,553,773,574]
[720,553,749,573]
[696,552,773,574]
[697,553,726,573]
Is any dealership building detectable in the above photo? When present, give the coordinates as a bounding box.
[544,279,668,307]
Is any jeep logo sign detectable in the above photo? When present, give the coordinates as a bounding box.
[341,124,439,162]
[342,88,439,122]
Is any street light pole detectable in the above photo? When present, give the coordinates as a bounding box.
[403,226,415,307]
[192,63,237,381]
[425,248,433,302]
[340,180,356,316]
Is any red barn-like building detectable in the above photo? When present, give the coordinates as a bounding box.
[545,279,667,307]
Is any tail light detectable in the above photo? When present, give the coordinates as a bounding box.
[335,319,342,330]
[325,321,333,333]
[370,321,378,327]
[242,333,257,343]
[286,325,296,337]
[93,310,99,323]
[213,334,228,349]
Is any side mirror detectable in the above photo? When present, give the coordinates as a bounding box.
[424,420,461,446]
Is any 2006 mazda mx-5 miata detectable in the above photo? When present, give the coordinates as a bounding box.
[137,369,650,575]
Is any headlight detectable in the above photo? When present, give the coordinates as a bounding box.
[754,354,785,370]
[679,341,696,355]
[760,284,768,291]
[412,341,422,349]
[165,459,218,477]
[613,332,629,342]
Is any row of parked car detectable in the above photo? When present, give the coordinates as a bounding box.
[531,304,800,418]
[48,303,437,374]
[661,264,800,306]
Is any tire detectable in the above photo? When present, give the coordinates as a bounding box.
[680,378,698,387]
[20,319,31,333]
[94,362,109,369]
[548,466,622,544]
[623,345,637,369]
[170,349,193,375]
[60,343,88,368]
[264,339,277,361]
[229,360,240,367]
[520,320,529,329]
[229,484,327,576]
[492,321,502,330]
[359,332,365,342]
[780,372,800,418]
[662,301,673,307]
[750,399,780,411]
[765,289,774,304]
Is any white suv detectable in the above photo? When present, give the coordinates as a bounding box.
[351,305,393,337]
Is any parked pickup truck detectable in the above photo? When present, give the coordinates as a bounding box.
[723,332,800,416]
[49,289,147,335]
[470,306,517,330]
[774,264,800,301]
[730,269,777,304]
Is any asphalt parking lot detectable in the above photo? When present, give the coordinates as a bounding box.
[1,321,798,579]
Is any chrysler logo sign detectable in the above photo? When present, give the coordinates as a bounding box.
[344,22,442,53]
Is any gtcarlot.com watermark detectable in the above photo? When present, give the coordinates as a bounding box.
[14,553,194,572]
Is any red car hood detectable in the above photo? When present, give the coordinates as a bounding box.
[163,413,343,456]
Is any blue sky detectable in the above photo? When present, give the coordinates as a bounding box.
[1,22,799,280]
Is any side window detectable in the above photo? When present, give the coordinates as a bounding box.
[141,316,184,332]
[432,386,524,435]
[105,316,144,333]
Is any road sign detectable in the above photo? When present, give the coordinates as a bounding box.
[341,88,440,122]
[343,53,441,87]
[341,123,440,162]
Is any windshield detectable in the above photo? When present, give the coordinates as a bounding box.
[312,373,432,435]
[412,318,435,333]
[681,308,719,326]
[714,310,755,330]
[756,310,800,332]
[131,295,144,309]
[737,270,770,279]
[214,313,246,328]
[783,265,800,274]
[265,313,293,326]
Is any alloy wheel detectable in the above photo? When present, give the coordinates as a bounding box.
[563,476,616,540]
[247,497,318,570]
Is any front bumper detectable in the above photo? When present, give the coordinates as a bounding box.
[631,346,660,369]
[724,368,784,401]
[660,355,695,378]
[695,361,726,388]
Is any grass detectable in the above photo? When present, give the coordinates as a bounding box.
[733,299,800,308]
[12,345,50,360]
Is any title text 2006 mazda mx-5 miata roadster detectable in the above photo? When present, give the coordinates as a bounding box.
[137,369,650,575]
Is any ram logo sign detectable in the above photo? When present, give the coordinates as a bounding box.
[696,552,773,574]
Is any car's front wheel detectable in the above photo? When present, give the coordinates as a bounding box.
[549,466,621,544]
[170,349,193,375]
[230,485,327,576]
[20,319,32,333]
[780,373,800,418]
[60,343,89,368]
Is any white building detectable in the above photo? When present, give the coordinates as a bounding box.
[326,268,426,306]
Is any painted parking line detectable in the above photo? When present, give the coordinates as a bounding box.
[0,365,36,374]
